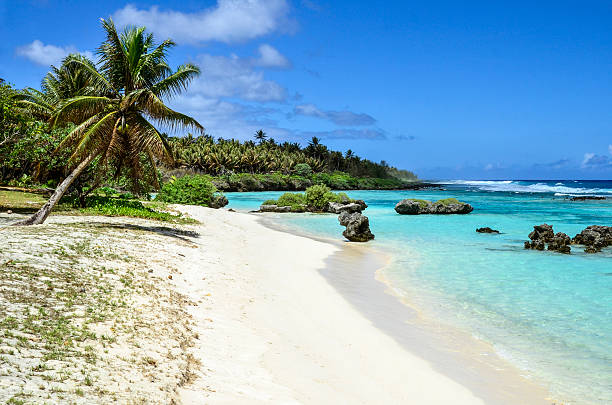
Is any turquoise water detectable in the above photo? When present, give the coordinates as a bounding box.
[227,181,612,405]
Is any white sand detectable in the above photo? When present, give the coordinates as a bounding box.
[173,206,487,404]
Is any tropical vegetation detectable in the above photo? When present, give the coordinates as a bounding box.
[6,18,204,225]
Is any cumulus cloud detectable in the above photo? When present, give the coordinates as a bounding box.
[581,153,612,169]
[293,103,376,126]
[193,53,287,102]
[16,40,93,66]
[254,44,290,68]
[113,0,295,44]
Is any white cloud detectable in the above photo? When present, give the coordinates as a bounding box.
[582,152,612,169]
[294,103,376,126]
[192,53,287,102]
[16,40,93,66]
[113,0,295,44]
[609,144,612,155]
[254,44,290,68]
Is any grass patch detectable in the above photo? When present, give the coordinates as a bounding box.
[0,190,46,213]
[0,190,196,224]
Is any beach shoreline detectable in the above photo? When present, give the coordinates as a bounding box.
[256,212,554,404]
[173,206,553,404]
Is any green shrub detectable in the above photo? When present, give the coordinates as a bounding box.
[276,192,307,209]
[155,175,221,207]
[305,184,338,210]
[294,163,312,177]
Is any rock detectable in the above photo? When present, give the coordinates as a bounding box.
[327,202,364,214]
[7,210,12,214]
[570,196,606,201]
[394,200,421,214]
[227,208,236,212]
[476,227,500,234]
[338,212,375,242]
[525,225,572,254]
[572,225,612,253]
[528,224,554,242]
[548,232,571,254]
[209,195,229,209]
[260,204,292,213]
[354,200,368,211]
[394,198,473,215]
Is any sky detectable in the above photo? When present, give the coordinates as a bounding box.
[1,0,611,180]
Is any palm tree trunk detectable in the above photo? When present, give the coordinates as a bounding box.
[12,154,96,226]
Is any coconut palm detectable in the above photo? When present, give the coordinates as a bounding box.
[15,18,204,225]
[254,129,267,144]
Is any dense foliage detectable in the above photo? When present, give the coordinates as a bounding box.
[155,175,220,207]
[165,134,418,182]
[263,185,353,212]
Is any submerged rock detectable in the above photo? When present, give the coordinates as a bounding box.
[338,211,375,242]
[572,225,612,253]
[394,198,473,215]
[476,227,500,234]
[524,224,571,253]
[570,196,606,201]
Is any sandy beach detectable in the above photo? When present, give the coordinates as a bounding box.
[0,206,553,404]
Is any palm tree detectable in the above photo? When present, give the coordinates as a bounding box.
[254,129,267,144]
[14,18,204,225]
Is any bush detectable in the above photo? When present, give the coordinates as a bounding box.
[305,184,338,210]
[294,163,312,177]
[155,175,221,207]
[276,192,307,209]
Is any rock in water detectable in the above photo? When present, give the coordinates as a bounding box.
[548,232,571,254]
[338,212,375,242]
[524,224,571,253]
[259,204,293,213]
[394,198,473,215]
[327,202,364,214]
[476,227,500,234]
[572,225,612,253]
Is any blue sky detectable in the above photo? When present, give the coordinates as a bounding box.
[1,0,611,179]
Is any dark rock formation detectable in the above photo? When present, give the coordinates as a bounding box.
[338,212,375,242]
[209,195,229,209]
[548,232,571,254]
[570,196,606,201]
[524,224,571,253]
[476,227,500,234]
[395,199,473,215]
[572,225,612,253]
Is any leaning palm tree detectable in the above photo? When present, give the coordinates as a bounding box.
[14,18,203,225]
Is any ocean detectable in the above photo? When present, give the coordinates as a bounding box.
[226,180,612,405]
